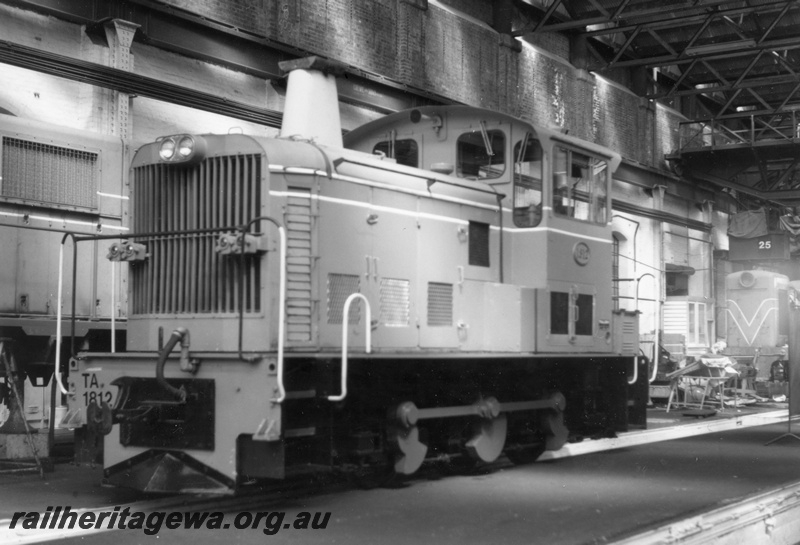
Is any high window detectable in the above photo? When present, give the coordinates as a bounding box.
[552,146,608,224]
[512,133,543,228]
[372,139,418,168]
[456,127,505,180]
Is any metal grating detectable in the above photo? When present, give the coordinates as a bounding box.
[468,221,490,267]
[131,155,262,315]
[286,188,313,342]
[327,273,360,325]
[380,278,410,327]
[1,136,98,209]
[427,282,453,327]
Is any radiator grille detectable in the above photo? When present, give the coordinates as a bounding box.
[380,278,410,327]
[1,136,98,209]
[286,188,313,342]
[427,282,453,326]
[327,274,360,325]
[131,155,262,315]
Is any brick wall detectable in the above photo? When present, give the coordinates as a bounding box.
[153,0,683,171]
[0,0,691,174]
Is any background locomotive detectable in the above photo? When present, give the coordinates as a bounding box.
[0,114,125,437]
[64,57,646,493]
[723,269,790,395]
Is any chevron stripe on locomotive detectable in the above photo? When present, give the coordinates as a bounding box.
[66,57,645,493]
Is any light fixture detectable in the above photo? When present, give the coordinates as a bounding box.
[156,135,207,165]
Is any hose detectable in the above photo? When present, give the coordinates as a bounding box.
[156,328,188,402]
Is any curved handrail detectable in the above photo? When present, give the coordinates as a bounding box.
[328,293,372,402]
[54,237,75,396]
[629,272,657,385]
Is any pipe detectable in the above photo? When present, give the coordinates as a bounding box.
[156,327,189,402]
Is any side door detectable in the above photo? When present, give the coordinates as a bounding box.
[538,280,598,352]
[367,189,419,348]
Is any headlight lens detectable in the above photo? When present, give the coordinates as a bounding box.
[178,136,194,157]
[156,134,206,164]
[159,138,176,160]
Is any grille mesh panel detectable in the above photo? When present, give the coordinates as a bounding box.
[131,155,262,315]
[2,136,98,209]
[427,282,453,326]
[327,274,361,325]
[380,278,410,327]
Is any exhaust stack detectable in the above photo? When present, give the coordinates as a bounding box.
[278,56,345,148]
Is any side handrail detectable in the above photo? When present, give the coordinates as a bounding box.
[629,272,657,385]
[328,293,371,402]
[55,235,78,396]
[231,216,286,402]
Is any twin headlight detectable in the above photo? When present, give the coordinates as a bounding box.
[157,135,206,164]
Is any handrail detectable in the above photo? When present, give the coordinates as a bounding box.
[332,156,506,199]
[629,272,656,385]
[54,241,69,395]
[231,216,287,403]
[111,260,116,353]
[328,293,372,402]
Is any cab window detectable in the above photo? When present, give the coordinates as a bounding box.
[512,133,543,228]
[552,147,608,224]
[373,139,418,168]
[456,128,505,180]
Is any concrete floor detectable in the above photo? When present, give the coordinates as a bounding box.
[2,408,800,544]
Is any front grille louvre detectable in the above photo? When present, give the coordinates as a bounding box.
[131,155,262,315]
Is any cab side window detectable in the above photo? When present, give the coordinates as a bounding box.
[512,134,543,228]
[373,139,419,168]
[552,147,608,224]
[456,129,505,180]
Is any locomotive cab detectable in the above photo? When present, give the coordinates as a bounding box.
[345,107,623,354]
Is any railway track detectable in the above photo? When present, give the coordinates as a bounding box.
[610,479,800,544]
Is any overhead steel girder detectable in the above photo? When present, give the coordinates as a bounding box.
[514,0,732,36]
[673,148,800,203]
[4,0,447,115]
[581,0,795,38]
[0,39,284,127]
[590,33,800,72]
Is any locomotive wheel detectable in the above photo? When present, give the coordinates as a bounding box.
[390,424,428,476]
[541,392,569,451]
[465,413,507,463]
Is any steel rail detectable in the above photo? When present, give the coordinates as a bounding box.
[610,478,800,544]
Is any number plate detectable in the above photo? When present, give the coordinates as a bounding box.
[79,371,115,407]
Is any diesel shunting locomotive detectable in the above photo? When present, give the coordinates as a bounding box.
[65,57,645,493]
